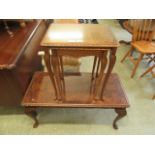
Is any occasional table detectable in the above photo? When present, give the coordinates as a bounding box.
[22,24,129,129]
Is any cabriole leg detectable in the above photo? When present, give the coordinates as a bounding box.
[25,107,39,128]
[113,108,127,129]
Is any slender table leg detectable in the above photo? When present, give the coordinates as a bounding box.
[90,56,100,99]
[100,48,117,99]
[56,55,66,101]
[113,108,127,129]
[94,51,107,100]
[91,56,97,81]
[25,107,39,128]
[44,49,58,100]
[93,56,102,98]
[59,56,66,101]
[52,50,63,101]
[90,56,100,98]
[95,56,101,78]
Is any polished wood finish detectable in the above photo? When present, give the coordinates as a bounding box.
[121,19,155,78]
[43,20,81,75]
[0,20,47,105]
[25,107,39,128]
[0,20,42,69]
[23,24,129,129]
[22,72,129,129]
[41,24,119,48]
[41,24,119,101]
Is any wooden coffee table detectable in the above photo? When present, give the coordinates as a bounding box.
[22,24,129,129]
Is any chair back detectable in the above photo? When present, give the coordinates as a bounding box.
[132,19,155,42]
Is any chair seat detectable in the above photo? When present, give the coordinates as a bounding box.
[132,41,155,54]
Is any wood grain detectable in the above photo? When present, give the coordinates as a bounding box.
[0,20,47,105]
[22,72,129,108]
[41,24,119,48]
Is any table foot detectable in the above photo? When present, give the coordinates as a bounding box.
[25,107,39,128]
[113,108,127,129]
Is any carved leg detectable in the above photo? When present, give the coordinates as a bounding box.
[113,108,127,129]
[89,56,99,101]
[92,56,101,96]
[94,52,107,99]
[91,56,97,81]
[59,56,66,101]
[44,49,58,100]
[25,107,39,128]
[101,48,116,97]
[52,51,63,101]
[95,56,101,78]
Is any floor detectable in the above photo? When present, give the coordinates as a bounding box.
[0,20,155,134]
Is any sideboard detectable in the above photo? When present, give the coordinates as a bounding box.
[0,19,47,105]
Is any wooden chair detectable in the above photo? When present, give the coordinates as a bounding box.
[121,19,155,78]
[140,63,155,78]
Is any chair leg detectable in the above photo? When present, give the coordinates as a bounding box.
[147,54,155,65]
[140,64,155,78]
[121,46,134,63]
[131,53,144,78]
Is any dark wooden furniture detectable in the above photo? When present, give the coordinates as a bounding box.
[22,24,129,129]
[23,72,129,129]
[41,24,119,101]
[0,20,47,105]
[121,19,155,78]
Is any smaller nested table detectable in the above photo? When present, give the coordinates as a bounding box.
[22,24,129,129]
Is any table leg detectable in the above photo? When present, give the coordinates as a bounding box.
[95,56,101,78]
[100,48,116,99]
[44,49,58,100]
[113,108,127,129]
[52,50,64,101]
[91,56,97,81]
[58,55,66,101]
[90,56,100,98]
[94,51,107,99]
[25,107,39,128]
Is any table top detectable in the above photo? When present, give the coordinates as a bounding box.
[41,24,119,48]
[22,72,129,108]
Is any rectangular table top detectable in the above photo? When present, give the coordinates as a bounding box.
[22,72,129,108]
[41,24,119,48]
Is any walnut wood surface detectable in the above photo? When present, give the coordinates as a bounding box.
[22,72,129,108]
[0,20,43,69]
[41,24,119,48]
[0,20,47,105]
[41,24,119,101]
